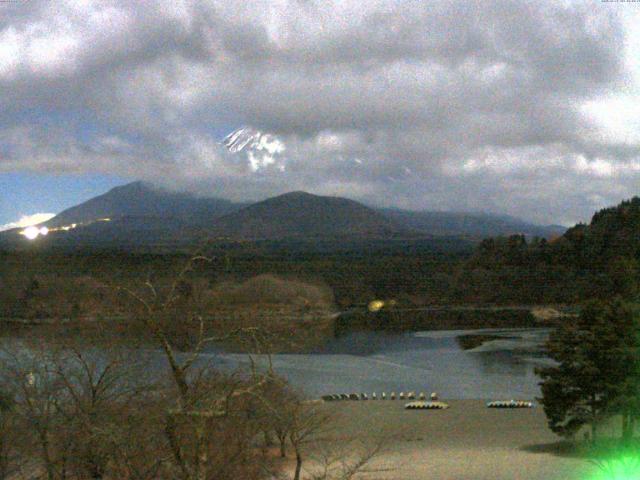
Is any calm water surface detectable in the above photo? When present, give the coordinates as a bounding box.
[199,327,553,400]
[2,327,552,400]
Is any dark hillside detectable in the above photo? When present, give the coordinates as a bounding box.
[211,191,407,239]
[458,196,640,304]
[0,183,563,249]
[381,208,564,239]
[45,181,242,227]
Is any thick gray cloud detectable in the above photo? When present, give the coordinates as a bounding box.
[0,0,638,225]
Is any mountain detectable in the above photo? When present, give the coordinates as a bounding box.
[380,208,565,239]
[222,127,266,153]
[0,182,564,250]
[222,127,284,155]
[44,181,242,228]
[211,191,404,239]
[0,182,246,249]
[222,126,286,172]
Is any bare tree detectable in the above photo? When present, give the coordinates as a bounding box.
[251,375,298,458]
[306,437,392,480]
[118,254,278,480]
[0,252,394,480]
[275,399,395,480]
[0,391,21,480]
[0,343,69,480]
[99,398,169,480]
[0,336,167,480]
[287,402,333,480]
[51,343,158,480]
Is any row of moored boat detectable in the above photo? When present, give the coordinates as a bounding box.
[320,393,535,409]
[321,392,434,401]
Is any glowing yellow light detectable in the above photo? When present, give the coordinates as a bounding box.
[19,217,109,239]
[368,300,385,312]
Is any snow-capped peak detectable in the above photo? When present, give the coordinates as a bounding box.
[222,127,286,172]
[223,127,260,153]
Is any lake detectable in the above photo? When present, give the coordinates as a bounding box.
[1,327,553,401]
[198,327,553,400]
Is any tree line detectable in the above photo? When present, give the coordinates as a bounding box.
[461,197,640,305]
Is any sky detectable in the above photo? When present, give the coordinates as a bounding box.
[1,0,640,228]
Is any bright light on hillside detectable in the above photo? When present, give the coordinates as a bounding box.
[20,226,49,240]
[22,226,40,240]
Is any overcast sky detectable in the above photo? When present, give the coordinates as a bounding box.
[1,0,640,227]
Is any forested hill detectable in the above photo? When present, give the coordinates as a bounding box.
[560,197,640,268]
[457,197,640,304]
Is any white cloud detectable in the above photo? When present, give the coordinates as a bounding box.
[0,1,638,224]
[0,213,56,232]
[574,156,614,178]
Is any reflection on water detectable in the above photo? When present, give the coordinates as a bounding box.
[1,328,552,400]
[475,351,529,376]
[200,327,552,400]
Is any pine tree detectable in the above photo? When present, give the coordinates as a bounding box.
[537,299,640,442]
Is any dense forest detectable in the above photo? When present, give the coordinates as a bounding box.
[460,197,640,304]
[0,238,470,322]
[2,196,639,330]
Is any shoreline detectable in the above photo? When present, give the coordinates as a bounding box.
[299,399,597,480]
[0,312,554,356]
[334,304,573,336]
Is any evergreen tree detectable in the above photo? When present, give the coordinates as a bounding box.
[537,299,640,442]
[606,301,640,443]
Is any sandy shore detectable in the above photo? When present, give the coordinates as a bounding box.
[296,400,597,480]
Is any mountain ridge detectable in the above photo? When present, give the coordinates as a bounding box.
[380,208,563,239]
[210,190,404,239]
[0,182,566,248]
[44,181,243,228]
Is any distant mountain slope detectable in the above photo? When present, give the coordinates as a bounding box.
[44,181,242,228]
[381,208,565,239]
[0,182,565,250]
[212,191,405,239]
